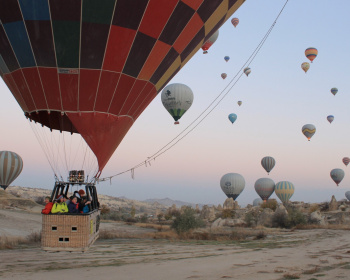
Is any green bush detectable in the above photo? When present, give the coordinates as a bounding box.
[260,199,277,211]
[245,211,258,227]
[272,207,307,228]
[171,208,205,234]
[140,214,148,223]
[101,211,121,221]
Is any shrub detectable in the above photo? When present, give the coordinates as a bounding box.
[100,204,110,215]
[171,208,205,234]
[140,214,148,223]
[101,211,121,221]
[272,207,307,228]
[221,209,236,219]
[260,199,277,211]
[309,204,319,213]
[157,213,164,223]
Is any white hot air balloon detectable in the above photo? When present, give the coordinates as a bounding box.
[161,83,194,125]
[253,198,263,206]
[345,191,350,201]
[330,168,345,186]
[220,173,245,200]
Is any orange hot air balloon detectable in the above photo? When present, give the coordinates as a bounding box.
[305,47,318,63]
[231,17,239,28]
[0,1,245,177]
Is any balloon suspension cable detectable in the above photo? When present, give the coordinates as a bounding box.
[97,0,290,183]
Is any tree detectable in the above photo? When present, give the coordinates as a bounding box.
[171,208,205,234]
[130,205,136,218]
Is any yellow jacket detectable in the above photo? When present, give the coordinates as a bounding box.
[51,202,68,213]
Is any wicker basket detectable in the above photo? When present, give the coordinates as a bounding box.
[41,210,100,252]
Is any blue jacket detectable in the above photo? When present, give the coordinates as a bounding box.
[68,202,79,213]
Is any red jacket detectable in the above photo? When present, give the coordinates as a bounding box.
[42,202,53,214]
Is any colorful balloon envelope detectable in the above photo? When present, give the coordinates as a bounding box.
[275,181,295,204]
[221,73,227,79]
[201,30,219,54]
[231,17,239,28]
[161,84,193,125]
[0,151,23,190]
[237,101,242,106]
[228,113,237,124]
[330,168,345,186]
[301,62,310,73]
[345,191,350,201]
[220,173,245,200]
[302,124,316,141]
[0,2,245,174]
[305,47,318,62]
[327,115,334,124]
[243,67,251,76]
[331,88,338,96]
[343,157,350,167]
[261,156,276,175]
[224,56,230,62]
[254,178,275,202]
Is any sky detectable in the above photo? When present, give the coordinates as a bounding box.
[1,0,350,206]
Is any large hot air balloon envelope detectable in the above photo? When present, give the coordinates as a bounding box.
[302,124,316,141]
[254,178,275,202]
[161,83,193,125]
[343,157,350,167]
[305,47,318,62]
[331,88,338,96]
[224,56,230,62]
[201,30,219,54]
[301,62,310,73]
[220,173,245,200]
[275,181,295,204]
[237,101,242,106]
[345,191,350,201]
[327,115,334,124]
[261,156,275,175]
[231,17,239,28]
[0,151,23,190]
[0,1,245,175]
[243,67,251,76]
[228,113,237,124]
[330,168,345,186]
[221,73,227,79]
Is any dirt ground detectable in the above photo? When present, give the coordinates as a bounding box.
[1,209,350,280]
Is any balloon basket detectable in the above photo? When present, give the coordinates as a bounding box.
[41,181,100,252]
[174,121,179,125]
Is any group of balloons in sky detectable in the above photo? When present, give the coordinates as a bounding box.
[220,156,295,204]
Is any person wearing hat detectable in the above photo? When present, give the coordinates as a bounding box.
[51,194,68,214]
[41,196,53,214]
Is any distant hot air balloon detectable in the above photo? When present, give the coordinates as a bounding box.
[202,30,219,54]
[231,17,239,28]
[330,168,345,186]
[224,56,230,62]
[0,151,23,190]
[275,181,295,204]
[302,124,316,141]
[301,62,310,73]
[254,178,275,202]
[237,101,242,106]
[161,84,194,125]
[220,173,245,200]
[345,191,350,201]
[253,198,263,206]
[243,67,251,76]
[327,115,334,124]
[343,157,350,167]
[331,88,338,96]
[228,113,237,124]
[261,156,276,175]
[305,47,318,63]
[221,73,227,79]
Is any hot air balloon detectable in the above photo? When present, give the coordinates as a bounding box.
[275,181,295,204]
[231,17,239,28]
[201,30,219,54]
[301,62,310,73]
[220,173,245,200]
[224,56,230,62]
[331,88,338,96]
[221,73,227,79]
[345,191,350,201]
[330,168,345,186]
[161,83,193,125]
[305,47,318,62]
[302,124,316,141]
[327,115,334,124]
[253,198,263,206]
[343,157,350,167]
[0,151,23,190]
[261,156,275,175]
[228,113,237,124]
[244,67,251,76]
[237,101,242,106]
[254,178,275,202]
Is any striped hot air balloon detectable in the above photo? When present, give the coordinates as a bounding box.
[301,62,310,73]
[305,47,318,62]
[243,67,251,76]
[331,88,338,96]
[275,181,295,204]
[220,173,245,200]
[261,156,275,175]
[221,73,227,79]
[330,168,345,186]
[231,17,239,28]
[254,178,275,202]
[342,157,350,167]
[237,101,242,106]
[302,124,316,141]
[0,151,23,190]
[327,115,334,124]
